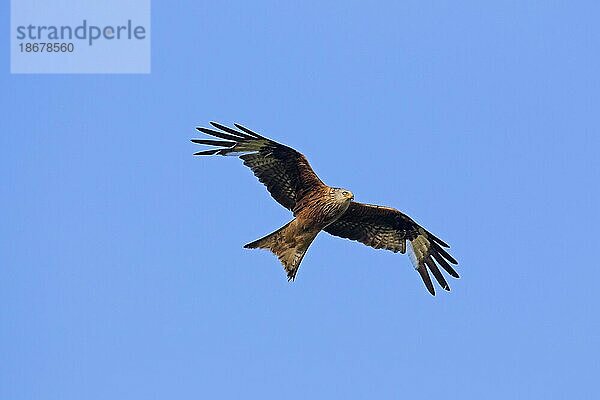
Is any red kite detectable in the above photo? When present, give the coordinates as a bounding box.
[192,122,459,295]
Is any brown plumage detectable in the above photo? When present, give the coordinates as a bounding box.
[192,122,459,295]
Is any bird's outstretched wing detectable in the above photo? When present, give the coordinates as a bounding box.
[324,202,459,295]
[192,122,325,211]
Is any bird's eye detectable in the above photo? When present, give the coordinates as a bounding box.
[342,191,348,196]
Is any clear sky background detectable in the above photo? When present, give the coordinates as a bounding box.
[2,1,599,399]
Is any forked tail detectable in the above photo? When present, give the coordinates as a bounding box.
[244,219,317,281]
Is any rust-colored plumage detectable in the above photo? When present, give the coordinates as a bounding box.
[192,122,459,295]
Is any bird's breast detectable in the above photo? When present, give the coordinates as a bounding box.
[296,195,350,230]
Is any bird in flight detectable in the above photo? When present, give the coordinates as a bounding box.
[192,122,459,295]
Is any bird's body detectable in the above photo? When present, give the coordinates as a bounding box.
[192,122,459,295]
[245,185,354,280]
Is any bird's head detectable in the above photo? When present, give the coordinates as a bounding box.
[332,187,354,202]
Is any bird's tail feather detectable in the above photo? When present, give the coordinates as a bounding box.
[244,219,317,281]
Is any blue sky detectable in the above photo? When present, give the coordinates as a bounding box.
[2,1,599,399]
